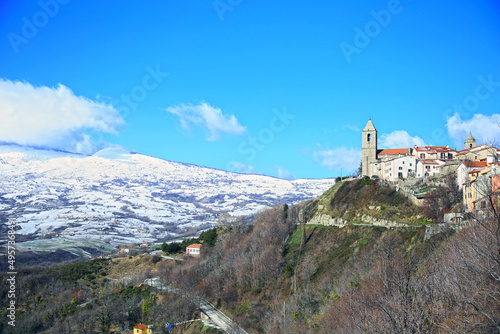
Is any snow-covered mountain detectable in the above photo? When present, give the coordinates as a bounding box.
[0,145,335,251]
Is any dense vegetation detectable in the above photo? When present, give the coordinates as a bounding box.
[153,179,499,333]
[2,178,499,333]
[160,228,218,254]
[307,177,424,224]
[0,256,214,333]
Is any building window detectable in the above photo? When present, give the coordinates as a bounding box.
[403,161,405,164]
[367,134,371,142]
[410,163,412,166]
[399,167,403,170]
[481,201,486,208]
[420,154,425,159]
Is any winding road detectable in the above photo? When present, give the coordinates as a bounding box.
[144,277,248,334]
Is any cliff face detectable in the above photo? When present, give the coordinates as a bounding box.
[305,177,430,228]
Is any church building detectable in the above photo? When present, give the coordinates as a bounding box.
[361,119,488,181]
[361,119,377,177]
[361,119,413,177]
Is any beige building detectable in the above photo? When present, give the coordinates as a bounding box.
[455,145,499,161]
[134,324,154,334]
[464,132,477,149]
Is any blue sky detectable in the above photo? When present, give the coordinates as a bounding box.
[1,0,500,179]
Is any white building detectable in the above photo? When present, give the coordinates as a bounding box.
[371,155,417,182]
[416,159,445,178]
[186,244,202,256]
[456,161,488,190]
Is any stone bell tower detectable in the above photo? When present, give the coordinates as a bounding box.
[362,119,377,176]
[464,132,477,149]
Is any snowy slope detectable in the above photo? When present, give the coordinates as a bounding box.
[0,145,335,247]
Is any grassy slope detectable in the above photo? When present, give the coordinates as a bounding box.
[260,179,446,332]
[2,179,449,333]
[306,178,431,225]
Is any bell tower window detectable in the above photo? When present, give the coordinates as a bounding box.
[367,134,371,142]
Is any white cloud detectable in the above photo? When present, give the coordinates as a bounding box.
[228,161,261,174]
[379,130,426,148]
[446,113,500,147]
[276,166,295,180]
[343,124,360,132]
[0,79,124,154]
[166,102,246,141]
[313,147,361,172]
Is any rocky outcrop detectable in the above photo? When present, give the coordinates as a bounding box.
[309,213,348,227]
[309,212,409,229]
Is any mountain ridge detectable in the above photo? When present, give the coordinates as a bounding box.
[0,144,335,254]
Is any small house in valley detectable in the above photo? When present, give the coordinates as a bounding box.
[134,324,154,334]
[186,244,202,256]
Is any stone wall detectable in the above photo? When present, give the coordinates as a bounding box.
[395,185,424,206]
[424,222,467,240]
[310,212,466,240]
[309,212,409,229]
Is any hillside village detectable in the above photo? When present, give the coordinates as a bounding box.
[361,119,500,213]
[2,124,500,333]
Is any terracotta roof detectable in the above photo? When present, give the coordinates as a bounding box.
[457,146,499,156]
[434,147,456,152]
[420,160,440,165]
[414,147,427,151]
[378,148,410,155]
[414,145,455,153]
[134,324,148,329]
[468,168,485,174]
[187,244,202,249]
[463,161,488,168]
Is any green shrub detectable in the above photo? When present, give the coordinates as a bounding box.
[360,176,372,186]
[161,242,182,254]
[285,262,294,278]
[235,301,250,316]
[199,228,217,246]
